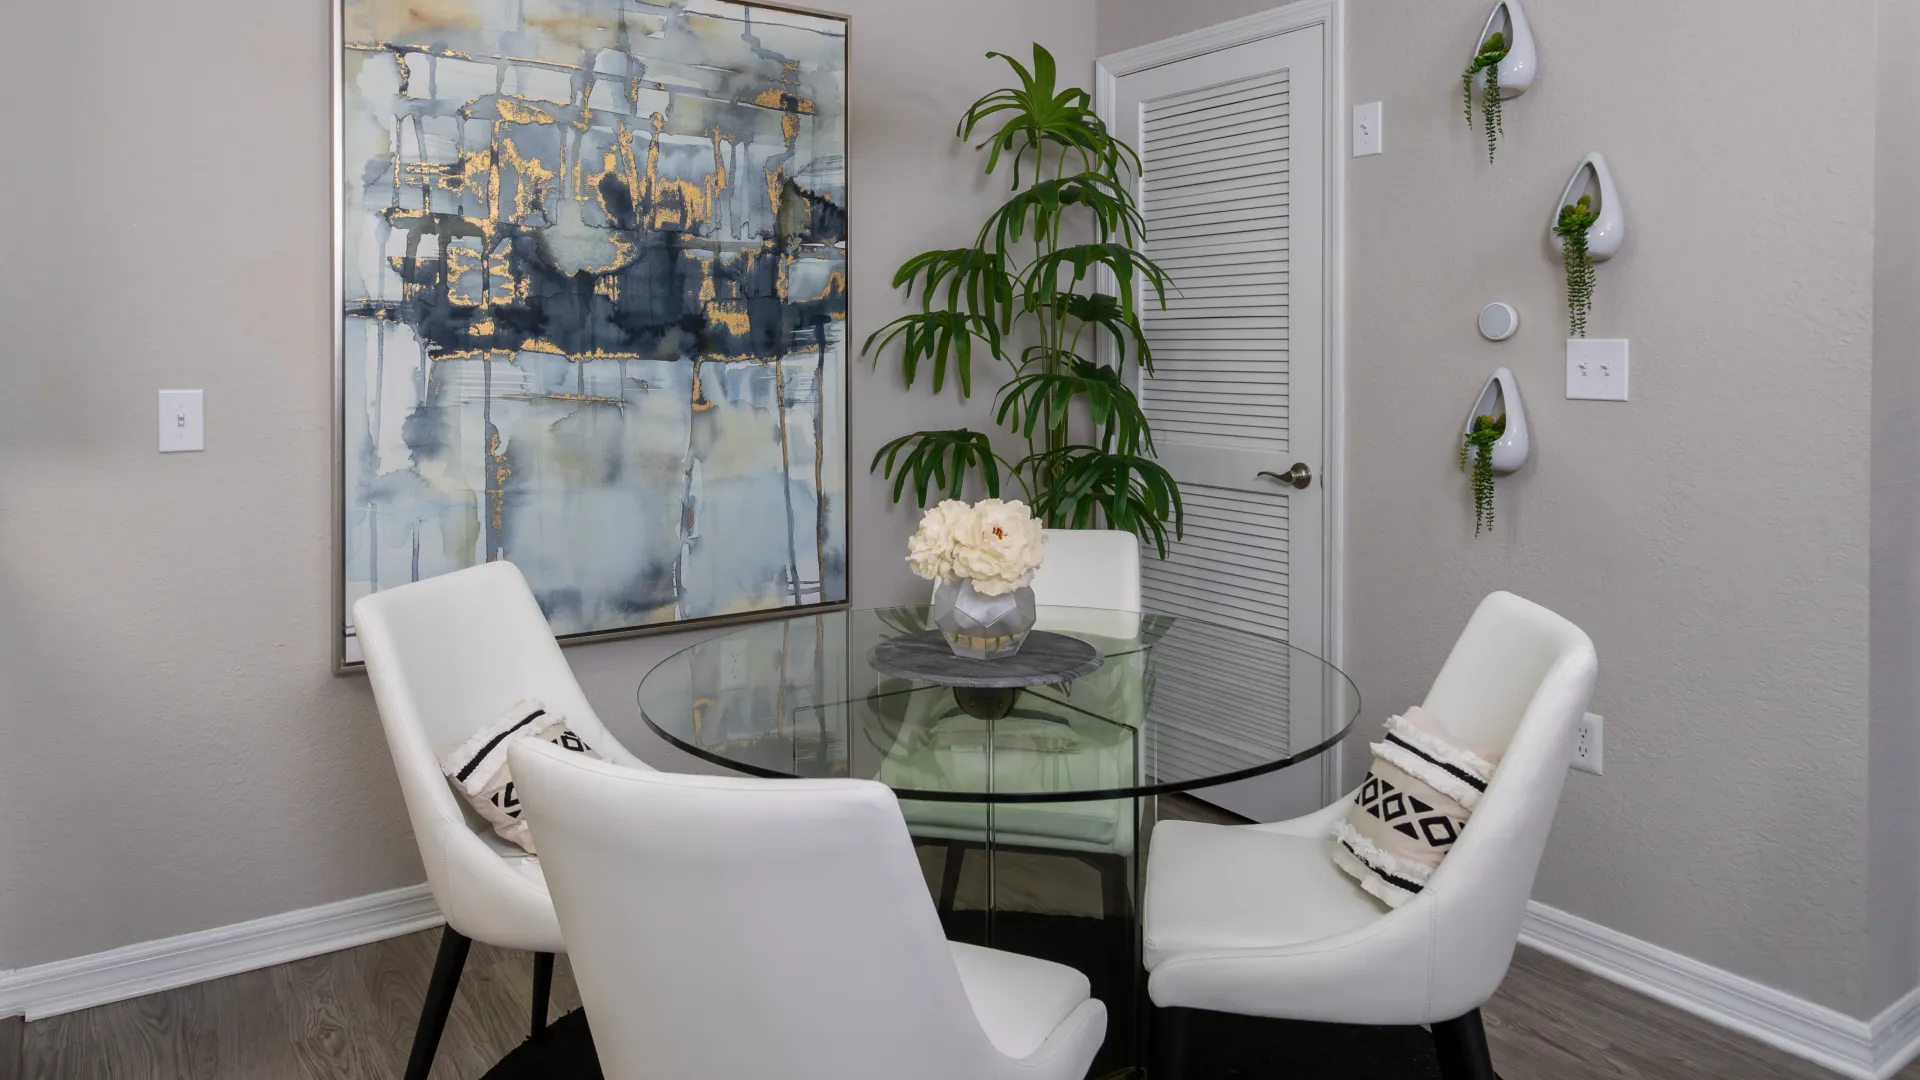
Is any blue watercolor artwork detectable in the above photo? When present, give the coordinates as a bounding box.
[336,0,849,663]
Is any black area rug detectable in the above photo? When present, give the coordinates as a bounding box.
[480,1009,603,1080]
[1175,1010,1442,1079]
[478,914,1442,1079]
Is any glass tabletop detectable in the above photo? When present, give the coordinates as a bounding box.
[635,605,1360,803]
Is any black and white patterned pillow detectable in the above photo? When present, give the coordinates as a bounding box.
[440,699,602,854]
[1330,706,1500,908]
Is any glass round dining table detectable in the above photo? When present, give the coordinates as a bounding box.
[632,604,1360,1075]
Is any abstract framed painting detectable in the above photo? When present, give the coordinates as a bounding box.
[333,0,850,669]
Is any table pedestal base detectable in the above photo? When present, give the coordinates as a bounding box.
[951,685,1022,720]
[911,794,1154,1077]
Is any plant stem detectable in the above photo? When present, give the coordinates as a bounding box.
[1484,61,1501,161]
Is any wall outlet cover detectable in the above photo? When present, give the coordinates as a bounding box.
[1572,712,1604,774]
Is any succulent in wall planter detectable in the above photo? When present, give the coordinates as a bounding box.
[1459,368,1530,536]
[1548,153,1625,338]
[1554,195,1599,337]
[1463,1,1537,163]
[1462,32,1510,162]
[1460,414,1504,535]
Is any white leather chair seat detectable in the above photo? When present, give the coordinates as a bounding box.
[948,941,1095,1060]
[1143,820,1382,970]
[500,851,547,889]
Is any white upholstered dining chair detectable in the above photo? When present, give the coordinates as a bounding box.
[353,561,652,1080]
[1142,591,1598,1080]
[905,528,1144,913]
[508,738,1110,1080]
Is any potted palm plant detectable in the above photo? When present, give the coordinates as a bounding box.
[863,45,1183,557]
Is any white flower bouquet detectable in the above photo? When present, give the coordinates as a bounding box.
[906,499,1047,595]
[906,499,1047,659]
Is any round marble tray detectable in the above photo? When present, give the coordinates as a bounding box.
[867,630,1103,689]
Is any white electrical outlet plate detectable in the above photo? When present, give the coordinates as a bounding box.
[720,640,748,691]
[1566,339,1629,401]
[1352,101,1383,157]
[1572,712,1604,774]
[158,390,205,452]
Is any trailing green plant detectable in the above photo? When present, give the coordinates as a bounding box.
[1554,193,1600,337]
[863,44,1185,556]
[1459,413,1505,535]
[1462,31,1509,162]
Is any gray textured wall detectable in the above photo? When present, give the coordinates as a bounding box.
[0,0,1096,971]
[1870,0,1920,1015]
[1100,0,1878,1014]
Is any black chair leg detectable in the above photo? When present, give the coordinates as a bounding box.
[937,843,966,914]
[404,926,471,1080]
[1431,1009,1499,1080]
[531,952,555,1040]
[1153,1005,1191,1080]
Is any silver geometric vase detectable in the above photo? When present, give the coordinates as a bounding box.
[931,578,1037,660]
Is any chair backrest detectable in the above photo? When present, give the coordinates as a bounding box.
[509,740,1006,1080]
[1411,591,1598,1015]
[1028,528,1142,611]
[352,562,637,934]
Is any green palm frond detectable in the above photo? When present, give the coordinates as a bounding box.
[996,359,1154,455]
[1054,292,1155,375]
[862,310,1002,397]
[889,247,1020,329]
[978,172,1144,254]
[1022,445,1184,558]
[870,428,1010,505]
[1024,243,1170,319]
[958,45,1140,187]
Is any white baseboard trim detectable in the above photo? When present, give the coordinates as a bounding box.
[1522,901,1920,1080]
[0,884,442,1021]
[4,880,1918,1077]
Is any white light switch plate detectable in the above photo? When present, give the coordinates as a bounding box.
[158,390,204,452]
[1352,101,1382,157]
[1566,339,1629,401]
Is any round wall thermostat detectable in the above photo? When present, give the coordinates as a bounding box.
[1478,302,1520,342]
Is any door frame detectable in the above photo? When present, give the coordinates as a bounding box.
[1096,0,1350,802]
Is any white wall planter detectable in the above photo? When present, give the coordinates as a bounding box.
[1551,152,1625,261]
[1474,0,1537,98]
[1466,367,1531,474]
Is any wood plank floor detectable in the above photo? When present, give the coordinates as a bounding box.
[12,797,1911,1080]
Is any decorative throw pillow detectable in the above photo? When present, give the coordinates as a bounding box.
[1331,705,1501,909]
[440,699,602,855]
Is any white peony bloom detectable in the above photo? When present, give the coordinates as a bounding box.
[951,498,1046,596]
[905,499,972,581]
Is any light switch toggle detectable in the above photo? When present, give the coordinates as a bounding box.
[158,390,205,452]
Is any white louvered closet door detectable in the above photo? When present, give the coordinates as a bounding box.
[1111,26,1328,822]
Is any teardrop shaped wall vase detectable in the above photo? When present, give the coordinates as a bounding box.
[1475,0,1537,97]
[1465,367,1531,474]
[1551,152,1626,261]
